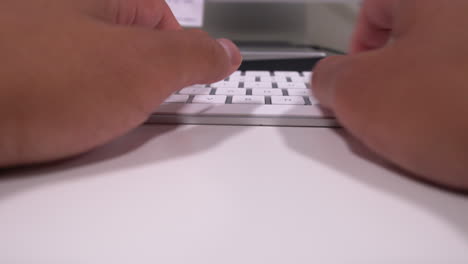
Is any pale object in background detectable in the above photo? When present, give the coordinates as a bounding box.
[210,0,359,2]
[166,0,205,27]
[203,1,359,53]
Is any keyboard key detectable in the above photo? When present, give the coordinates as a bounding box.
[259,76,274,82]
[239,76,283,82]
[210,81,239,88]
[243,76,259,83]
[271,96,305,105]
[290,76,307,83]
[244,82,273,89]
[192,95,227,104]
[246,76,277,82]
[274,71,300,78]
[230,71,242,77]
[215,88,247,95]
[232,96,265,104]
[277,82,307,89]
[245,71,271,77]
[271,76,288,83]
[252,89,283,96]
[228,75,246,82]
[288,89,312,96]
[179,87,212,95]
[302,71,312,78]
[164,94,190,103]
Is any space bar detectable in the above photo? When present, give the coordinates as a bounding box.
[154,104,333,118]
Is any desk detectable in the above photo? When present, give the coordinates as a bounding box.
[1,125,467,263]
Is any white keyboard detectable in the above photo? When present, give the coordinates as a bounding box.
[150,71,337,127]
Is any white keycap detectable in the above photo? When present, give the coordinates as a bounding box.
[302,71,312,78]
[229,71,242,77]
[164,94,190,103]
[271,96,305,105]
[228,75,246,82]
[303,76,311,84]
[290,76,307,83]
[243,76,258,83]
[256,76,274,82]
[252,89,283,96]
[232,96,265,104]
[215,88,247,95]
[244,82,273,89]
[276,82,307,89]
[210,81,239,88]
[192,95,227,104]
[288,89,312,96]
[243,76,273,82]
[271,76,288,83]
[274,71,300,78]
[245,71,271,77]
[179,87,212,95]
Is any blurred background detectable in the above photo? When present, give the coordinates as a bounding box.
[202,0,360,54]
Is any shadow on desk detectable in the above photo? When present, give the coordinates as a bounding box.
[0,124,249,198]
[278,127,468,243]
[1,122,468,245]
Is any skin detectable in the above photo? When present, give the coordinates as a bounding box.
[1,0,467,192]
[0,0,242,167]
[312,0,468,191]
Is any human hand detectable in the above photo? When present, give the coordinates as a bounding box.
[312,0,468,190]
[0,0,241,167]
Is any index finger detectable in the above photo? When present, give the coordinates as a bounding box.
[87,0,183,30]
[130,0,182,30]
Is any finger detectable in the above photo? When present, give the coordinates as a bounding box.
[156,3,182,30]
[132,0,182,30]
[86,0,182,30]
[312,46,425,175]
[111,28,242,101]
[312,48,393,133]
[350,0,398,53]
[155,31,242,87]
[312,55,359,109]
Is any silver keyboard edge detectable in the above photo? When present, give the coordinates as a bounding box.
[147,114,339,127]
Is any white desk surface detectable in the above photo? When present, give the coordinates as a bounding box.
[1,125,467,264]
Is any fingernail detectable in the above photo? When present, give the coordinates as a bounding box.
[217,38,243,67]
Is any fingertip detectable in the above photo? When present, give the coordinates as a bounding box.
[312,55,349,108]
[216,38,243,71]
[154,32,243,87]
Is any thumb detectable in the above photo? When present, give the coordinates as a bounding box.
[312,54,360,110]
[312,49,390,114]
[107,27,243,106]
[145,29,242,88]
[312,49,395,134]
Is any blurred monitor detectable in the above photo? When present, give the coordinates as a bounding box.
[210,0,355,2]
[203,0,358,61]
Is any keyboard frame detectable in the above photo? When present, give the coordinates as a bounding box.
[149,104,338,127]
[148,56,339,127]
